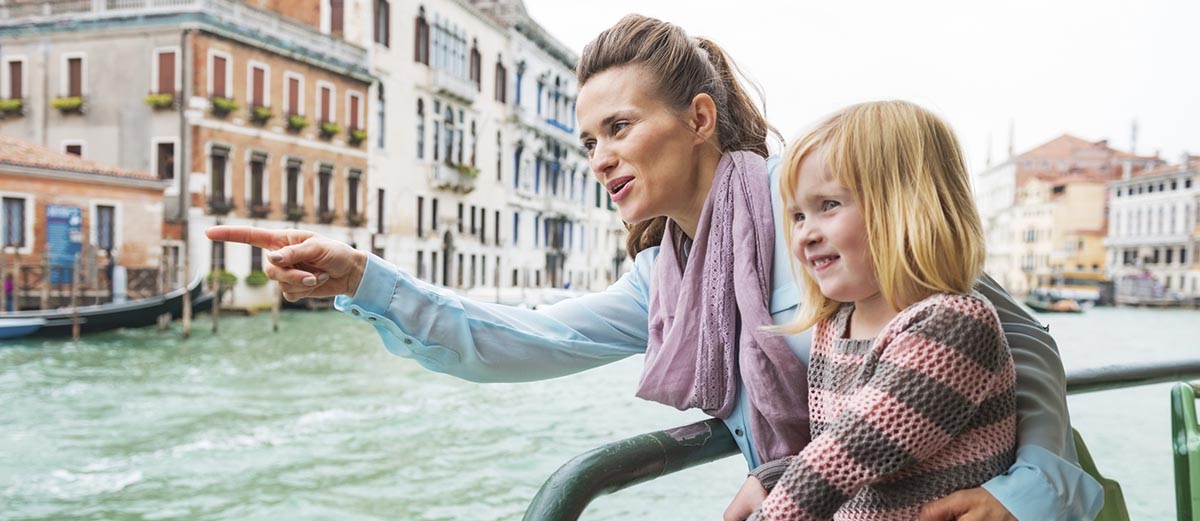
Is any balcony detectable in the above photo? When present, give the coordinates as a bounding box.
[430,69,478,105]
[0,0,369,78]
[429,162,477,194]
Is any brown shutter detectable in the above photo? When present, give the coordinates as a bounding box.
[349,95,359,130]
[288,77,299,115]
[9,61,22,99]
[158,52,175,94]
[68,57,82,97]
[252,67,264,107]
[212,56,226,98]
[330,0,344,36]
[320,87,330,122]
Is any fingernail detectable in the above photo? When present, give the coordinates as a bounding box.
[302,276,318,286]
[317,273,330,283]
[268,251,283,262]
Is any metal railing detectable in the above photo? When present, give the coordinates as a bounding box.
[524,359,1200,521]
[1174,382,1200,521]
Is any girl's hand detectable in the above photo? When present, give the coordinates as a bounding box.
[204,225,368,302]
[919,488,1017,521]
[723,476,768,521]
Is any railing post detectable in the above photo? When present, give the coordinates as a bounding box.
[1172,382,1200,521]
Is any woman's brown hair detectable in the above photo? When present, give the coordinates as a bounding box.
[578,14,776,259]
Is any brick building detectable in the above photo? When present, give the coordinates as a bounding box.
[0,134,168,308]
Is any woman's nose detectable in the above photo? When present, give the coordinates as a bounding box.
[589,141,617,177]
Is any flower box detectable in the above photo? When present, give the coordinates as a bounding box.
[208,197,235,215]
[319,122,342,139]
[250,106,272,125]
[347,212,367,227]
[244,270,270,287]
[286,114,309,132]
[0,98,26,117]
[285,206,306,222]
[144,93,176,110]
[51,96,85,114]
[249,203,271,218]
[210,96,239,117]
[348,129,368,146]
[317,210,338,224]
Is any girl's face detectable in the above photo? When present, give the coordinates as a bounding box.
[789,146,881,305]
[576,66,707,227]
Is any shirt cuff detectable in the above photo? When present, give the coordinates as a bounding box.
[334,252,400,317]
[981,445,1104,521]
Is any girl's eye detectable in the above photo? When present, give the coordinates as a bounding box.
[791,211,805,223]
[821,200,840,212]
[582,141,595,154]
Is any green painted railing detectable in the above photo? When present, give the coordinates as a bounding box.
[1174,382,1200,521]
[524,359,1200,521]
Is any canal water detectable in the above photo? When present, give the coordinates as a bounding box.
[1,306,1197,520]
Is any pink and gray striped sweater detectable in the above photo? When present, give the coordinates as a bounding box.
[749,292,1017,521]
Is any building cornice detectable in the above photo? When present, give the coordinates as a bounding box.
[0,163,169,191]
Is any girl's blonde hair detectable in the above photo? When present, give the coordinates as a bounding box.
[777,100,985,334]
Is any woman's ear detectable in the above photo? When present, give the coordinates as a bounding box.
[688,93,718,144]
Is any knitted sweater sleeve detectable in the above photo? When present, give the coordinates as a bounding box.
[750,294,1012,521]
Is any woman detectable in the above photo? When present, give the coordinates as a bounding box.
[207,15,1101,520]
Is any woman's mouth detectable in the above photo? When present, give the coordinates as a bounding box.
[607,177,635,202]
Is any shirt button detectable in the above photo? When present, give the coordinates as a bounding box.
[351,308,361,316]
[367,316,377,322]
[734,428,744,437]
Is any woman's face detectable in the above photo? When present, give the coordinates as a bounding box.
[576,66,706,226]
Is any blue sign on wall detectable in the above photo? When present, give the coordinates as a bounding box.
[46,205,82,285]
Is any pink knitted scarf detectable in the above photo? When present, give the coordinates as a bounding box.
[637,150,811,462]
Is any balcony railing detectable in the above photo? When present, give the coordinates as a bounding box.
[429,162,477,194]
[0,0,368,74]
[430,68,478,105]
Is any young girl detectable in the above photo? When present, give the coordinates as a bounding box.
[747,101,1017,520]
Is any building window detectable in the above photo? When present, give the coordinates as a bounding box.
[431,198,439,230]
[416,98,425,159]
[348,169,362,217]
[457,202,464,233]
[416,250,425,279]
[496,131,502,181]
[4,59,23,100]
[210,145,230,205]
[376,188,385,235]
[65,55,84,98]
[251,246,263,272]
[155,141,176,180]
[2,197,27,248]
[94,204,116,253]
[347,91,363,131]
[430,252,438,285]
[64,143,83,156]
[317,164,333,214]
[469,40,481,91]
[414,8,430,65]
[513,212,519,245]
[318,83,334,124]
[285,73,303,116]
[155,50,176,95]
[249,63,268,109]
[470,120,477,167]
[417,195,424,237]
[249,152,267,209]
[329,0,345,37]
[209,52,229,99]
[494,210,499,246]
[285,158,302,211]
[494,59,507,103]
[376,85,386,148]
[374,0,391,47]
[442,107,454,165]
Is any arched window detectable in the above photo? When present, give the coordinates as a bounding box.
[414,7,429,65]
[416,98,424,159]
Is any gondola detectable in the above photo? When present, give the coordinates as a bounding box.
[0,274,212,338]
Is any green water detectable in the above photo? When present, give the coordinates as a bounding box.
[1,306,1197,520]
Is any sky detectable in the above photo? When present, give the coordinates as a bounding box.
[521,0,1199,172]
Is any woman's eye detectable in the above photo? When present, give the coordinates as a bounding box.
[612,121,629,133]
[821,200,840,212]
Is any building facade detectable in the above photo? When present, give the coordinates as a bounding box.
[1105,156,1200,298]
[0,0,373,308]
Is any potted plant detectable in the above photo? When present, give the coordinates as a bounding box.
[285,205,306,222]
[0,98,25,116]
[319,121,342,139]
[347,212,367,227]
[455,163,481,179]
[144,93,175,110]
[51,96,85,114]
[287,114,309,132]
[210,96,238,117]
[249,202,271,218]
[250,105,272,125]
[318,209,338,224]
[244,269,270,288]
[207,269,238,289]
[207,197,235,215]
[348,129,368,146]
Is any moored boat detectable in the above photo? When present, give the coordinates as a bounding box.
[0,317,45,340]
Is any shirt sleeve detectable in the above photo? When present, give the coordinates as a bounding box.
[975,273,1104,520]
[752,295,1013,521]
[333,248,659,383]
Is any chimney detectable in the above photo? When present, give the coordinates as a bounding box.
[1121,159,1132,180]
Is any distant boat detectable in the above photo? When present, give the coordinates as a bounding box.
[0,317,45,340]
[0,274,212,338]
[1025,289,1084,313]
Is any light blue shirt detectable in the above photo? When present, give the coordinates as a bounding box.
[335,162,1103,520]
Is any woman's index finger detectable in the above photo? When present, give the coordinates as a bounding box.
[206,225,311,250]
